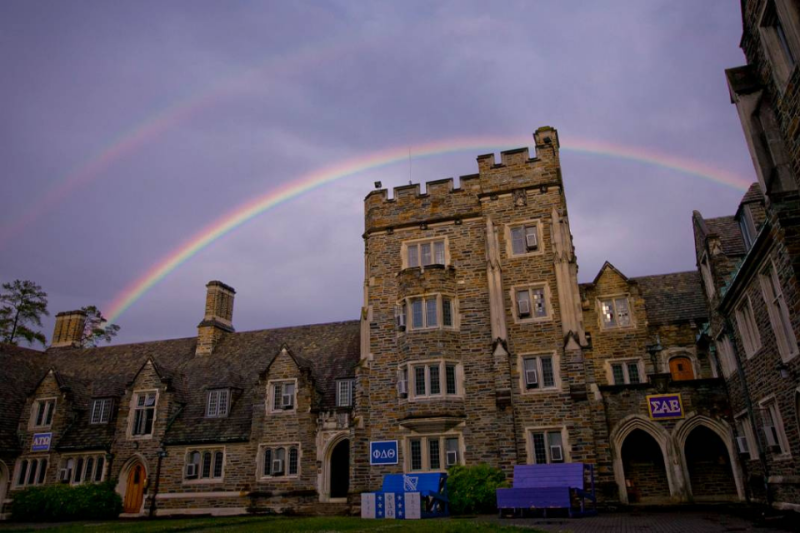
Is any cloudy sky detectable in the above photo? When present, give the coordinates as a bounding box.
[1,1,754,346]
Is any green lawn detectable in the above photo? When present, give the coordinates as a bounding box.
[1,515,532,533]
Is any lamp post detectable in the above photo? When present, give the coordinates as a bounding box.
[646,334,663,375]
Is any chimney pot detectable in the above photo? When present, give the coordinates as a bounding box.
[197,280,235,355]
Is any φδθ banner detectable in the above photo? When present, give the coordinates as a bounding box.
[31,432,52,452]
[370,440,398,465]
[647,393,684,420]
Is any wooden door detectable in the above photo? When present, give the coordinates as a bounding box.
[669,357,694,381]
[123,463,145,513]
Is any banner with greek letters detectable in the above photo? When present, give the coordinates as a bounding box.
[369,440,398,465]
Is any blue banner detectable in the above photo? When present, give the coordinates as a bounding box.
[370,440,398,465]
[31,432,52,452]
[647,393,684,420]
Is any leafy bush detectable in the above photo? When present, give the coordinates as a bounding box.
[446,463,508,515]
[11,480,122,522]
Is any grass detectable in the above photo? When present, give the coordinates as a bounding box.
[0,515,532,533]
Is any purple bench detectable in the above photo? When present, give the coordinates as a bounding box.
[496,463,596,518]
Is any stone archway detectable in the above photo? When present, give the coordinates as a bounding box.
[116,455,149,514]
[621,429,671,503]
[0,461,8,517]
[319,433,350,502]
[610,415,680,504]
[673,415,745,501]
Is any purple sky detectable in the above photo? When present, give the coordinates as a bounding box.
[1,1,754,346]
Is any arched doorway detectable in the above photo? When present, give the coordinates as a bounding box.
[122,461,146,513]
[621,429,670,503]
[329,439,350,499]
[684,426,737,501]
[0,461,8,517]
[669,356,694,381]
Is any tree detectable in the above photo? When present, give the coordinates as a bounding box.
[80,306,120,348]
[0,280,49,347]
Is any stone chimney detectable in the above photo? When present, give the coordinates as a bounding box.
[51,310,87,348]
[196,281,235,356]
[533,126,560,163]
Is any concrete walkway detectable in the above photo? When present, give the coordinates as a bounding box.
[480,509,798,532]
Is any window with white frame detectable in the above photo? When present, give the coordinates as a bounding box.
[738,206,758,250]
[206,389,230,418]
[599,297,632,329]
[270,380,296,412]
[509,222,541,256]
[260,444,300,477]
[337,379,354,407]
[14,457,48,488]
[31,398,56,429]
[90,398,113,424]
[408,361,460,399]
[700,254,715,298]
[608,359,642,385]
[401,294,455,331]
[59,454,105,485]
[184,448,225,481]
[734,412,758,461]
[521,354,558,391]
[529,429,567,464]
[404,238,446,268]
[407,435,461,471]
[736,296,762,357]
[759,0,800,88]
[715,334,737,378]
[760,397,790,456]
[130,391,157,437]
[760,262,798,361]
[515,285,550,321]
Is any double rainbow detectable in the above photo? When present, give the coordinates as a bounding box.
[104,136,752,322]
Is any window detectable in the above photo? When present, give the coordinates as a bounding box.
[408,361,462,399]
[15,457,48,488]
[90,398,113,424]
[700,254,715,298]
[270,381,296,412]
[738,206,758,250]
[514,285,550,321]
[608,359,642,385]
[599,297,632,328]
[260,444,300,478]
[31,398,56,428]
[529,429,567,464]
[130,391,157,437]
[403,294,456,331]
[760,0,800,88]
[735,412,758,461]
[736,296,762,357]
[407,435,461,471]
[206,389,230,418]
[760,262,798,361]
[337,379,354,407]
[760,397,790,456]
[521,354,558,391]
[59,454,105,485]
[715,334,737,378]
[184,448,225,482]
[404,238,446,268]
[509,223,541,256]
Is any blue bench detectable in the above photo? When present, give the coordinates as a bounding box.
[496,463,596,518]
[362,473,449,519]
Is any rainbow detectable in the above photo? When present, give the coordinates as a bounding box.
[104,135,752,322]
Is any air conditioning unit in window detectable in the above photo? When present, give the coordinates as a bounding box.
[763,425,780,448]
[185,463,198,479]
[526,231,538,250]
[518,299,531,317]
[736,436,750,454]
[59,468,70,483]
[397,378,408,397]
[525,368,538,387]
[272,459,284,475]
[396,308,406,330]
[446,451,458,466]
[282,394,293,409]
[550,445,564,462]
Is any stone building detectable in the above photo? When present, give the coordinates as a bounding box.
[0,125,761,517]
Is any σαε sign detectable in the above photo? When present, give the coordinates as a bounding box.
[647,393,684,420]
[370,440,398,465]
[31,432,52,452]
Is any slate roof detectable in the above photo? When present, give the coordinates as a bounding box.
[704,216,747,256]
[632,271,708,326]
[0,320,360,450]
[741,183,764,205]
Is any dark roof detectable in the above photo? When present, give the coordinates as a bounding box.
[0,320,360,449]
[704,216,747,256]
[0,344,47,452]
[740,183,764,205]
[633,271,708,326]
